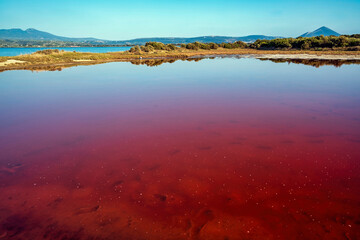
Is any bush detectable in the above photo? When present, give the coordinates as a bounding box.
[208,42,218,49]
[140,45,154,52]
[232,41,247,48]
[301,41,310,50]
[347,46,360,51]
[166,44,176,51]
[348,38,360,46]
[34,49,60,55]
[219,41,247,49]
[186,43,199,50]
[195,42,211,50]
[221,43,234,49]
[129,46,141,53]
[145,42,167,50]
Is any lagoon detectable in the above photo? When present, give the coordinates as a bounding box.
[0,58,359,239]
[0,46,132,56]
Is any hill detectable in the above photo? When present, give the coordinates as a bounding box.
[110,35,282,45]
[0,28,105,43]
[0,28,281,45]
[299,26,340,38]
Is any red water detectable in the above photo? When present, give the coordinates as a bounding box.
[0,60,360,239]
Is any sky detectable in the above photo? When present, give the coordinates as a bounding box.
[0,0,359,40]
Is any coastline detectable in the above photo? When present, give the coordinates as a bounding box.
[1,48,360,72]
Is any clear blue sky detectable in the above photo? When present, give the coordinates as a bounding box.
[0,0,359,40]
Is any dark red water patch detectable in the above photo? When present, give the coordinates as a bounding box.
[0,60,360,239]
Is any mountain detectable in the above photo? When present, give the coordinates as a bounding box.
[298,26,340,38]
[109,35,282,45]
[0,28,281,45]
[0,28,105,43]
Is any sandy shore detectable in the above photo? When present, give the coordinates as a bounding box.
[0,59,26,66]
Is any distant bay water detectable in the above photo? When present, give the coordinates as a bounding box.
[0,46,132,56]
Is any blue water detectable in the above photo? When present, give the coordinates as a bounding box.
[0,46,132,56]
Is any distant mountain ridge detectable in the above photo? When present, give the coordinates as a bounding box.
[116,35,282,45]
[0,28,104,42]
[0,27,344,46]
[299,26,340,38]
[0,28,281,45]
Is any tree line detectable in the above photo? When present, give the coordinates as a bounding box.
[129,41,248,53]
[129,35,360,53]
[250,35,360,50]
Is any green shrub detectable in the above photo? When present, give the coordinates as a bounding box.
[145,42,167,50]
[301,41,310,50]
[166,44,176,51]
[186,43,199,50]
[208,43,218,49]
[232,41,247,48]
[140,45,155,52]
[129,46,141,53]
[221,43,234,49]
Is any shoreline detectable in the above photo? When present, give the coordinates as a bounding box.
[1,49,360,72]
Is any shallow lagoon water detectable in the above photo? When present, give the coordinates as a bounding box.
[0,58,359,239]
[0,46,131,56]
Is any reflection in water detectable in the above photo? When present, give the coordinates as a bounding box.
[130,57,205,67]
[2,56,359,73]
[260,58,360,68]
[130,58,177,67]
[130,57,360,68]
[0,58,359,239]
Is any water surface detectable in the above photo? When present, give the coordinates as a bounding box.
[0,58,359,239]
[0,46,131,56]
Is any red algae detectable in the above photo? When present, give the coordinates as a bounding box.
[0,59,360,239]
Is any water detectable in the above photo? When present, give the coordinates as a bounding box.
[0,46,132,56]
[0,58,359,239]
